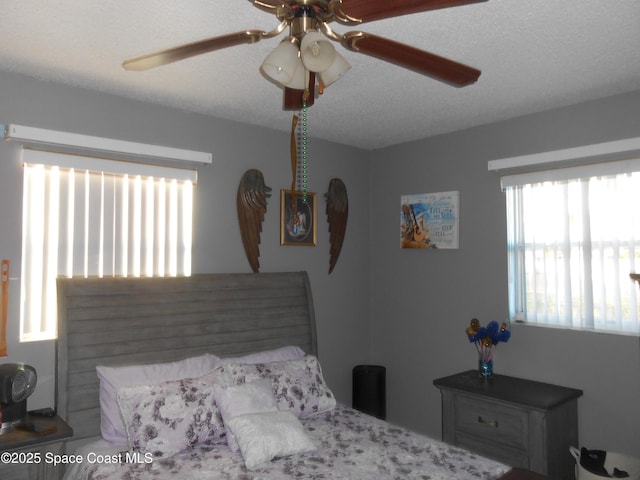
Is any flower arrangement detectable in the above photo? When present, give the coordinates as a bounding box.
[465,319,510,377]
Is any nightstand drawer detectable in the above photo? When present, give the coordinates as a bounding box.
[455,394,529,449]
[456,431,531,468]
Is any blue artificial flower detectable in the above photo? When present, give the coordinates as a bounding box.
[465,319,510,346]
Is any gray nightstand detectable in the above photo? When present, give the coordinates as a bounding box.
[0,414,73,480]
[434,370,582,480]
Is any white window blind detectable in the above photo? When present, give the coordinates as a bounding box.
[504,160,640,335]
[20,149,196,341]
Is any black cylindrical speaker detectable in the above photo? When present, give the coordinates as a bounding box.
[352,365,386,420]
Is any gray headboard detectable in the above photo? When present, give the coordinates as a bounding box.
[56,271,317,448]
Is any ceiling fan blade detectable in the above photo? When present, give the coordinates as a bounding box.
[342,32,480,86]
[331,0,487,23]
[123,30,265,71]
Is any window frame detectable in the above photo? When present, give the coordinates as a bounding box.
[502,159,640,335]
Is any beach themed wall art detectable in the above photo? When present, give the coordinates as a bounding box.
[400,191,459,249]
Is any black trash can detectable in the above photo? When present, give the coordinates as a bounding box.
[352,365,386,420]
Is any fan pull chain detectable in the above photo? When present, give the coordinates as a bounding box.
[290,114,299,192]
[301,94,308,203]
[294,115,307,200]
[295,113,303,191]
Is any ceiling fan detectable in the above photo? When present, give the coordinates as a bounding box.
[122,0,485,110]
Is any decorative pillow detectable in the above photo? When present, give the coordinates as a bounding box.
[226,410,316,470]
[210,355,336,418]
[116,371,224,458]
[97,353,220,445]
[212,378,278,452]
[219,346,305,365]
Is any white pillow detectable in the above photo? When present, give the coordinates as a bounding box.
[213,378,279,452]
[219,346,305,365]
[96,353,220,444]
[226,410,316,470]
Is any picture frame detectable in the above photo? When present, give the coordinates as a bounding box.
[280,189,317,246]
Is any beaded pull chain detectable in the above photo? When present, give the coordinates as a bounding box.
[288,87,311,235]
[299,91,309,203]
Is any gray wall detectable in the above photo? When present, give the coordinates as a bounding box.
[1,68,639,458]
[370,90,640,455]
[0,70,371,410]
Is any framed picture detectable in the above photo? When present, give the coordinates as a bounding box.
[400,191,459,249]
[280,190,317,246]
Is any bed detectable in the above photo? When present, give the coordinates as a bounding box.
[56,271,513,480]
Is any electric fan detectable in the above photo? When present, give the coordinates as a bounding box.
[0,363,37,432]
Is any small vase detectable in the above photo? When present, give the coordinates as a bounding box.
[478,356,493,378]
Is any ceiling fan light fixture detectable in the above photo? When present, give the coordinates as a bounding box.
[300,31,336,72]
[285,57,309,90]
[260,37,300,86]
[318,50,350,86]
[123,0,485,109]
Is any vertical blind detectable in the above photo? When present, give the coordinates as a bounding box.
[20,149,196,341]
[504,160,640,335]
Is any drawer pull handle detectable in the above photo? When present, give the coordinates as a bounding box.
[478,416,498,428]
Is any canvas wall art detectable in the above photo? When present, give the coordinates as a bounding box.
[400,191,459,249]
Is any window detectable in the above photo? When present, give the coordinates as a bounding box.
[20,149,195,341]
[504,159,640,335]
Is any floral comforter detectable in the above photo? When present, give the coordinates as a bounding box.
[64,404,509,480]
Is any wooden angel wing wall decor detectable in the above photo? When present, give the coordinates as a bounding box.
[237,169,271,272]
[325,178,348,274]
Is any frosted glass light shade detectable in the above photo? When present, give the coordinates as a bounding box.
[285,58,308,90]
[300,31,336,72]
[319,51,351,86]
[260,39,300,86]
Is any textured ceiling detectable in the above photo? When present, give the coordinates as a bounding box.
[1,1,639,150]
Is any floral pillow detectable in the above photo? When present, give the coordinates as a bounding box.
[116,371,225,458]
[219,345,305,365]
[210,355,336,419]
[96,353,219,445]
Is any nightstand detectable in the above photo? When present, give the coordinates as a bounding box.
[434,370,582,480]
[0,414,73,480]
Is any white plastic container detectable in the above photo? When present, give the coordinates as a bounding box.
[570,447,640,480]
